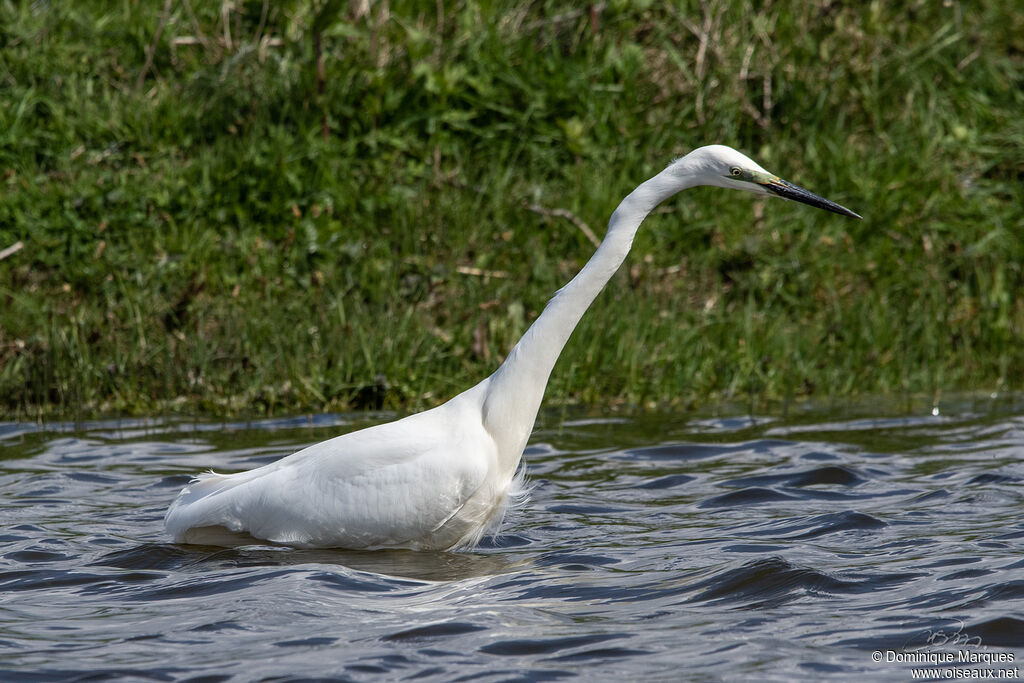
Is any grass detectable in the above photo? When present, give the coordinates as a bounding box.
[1,0,1022,419]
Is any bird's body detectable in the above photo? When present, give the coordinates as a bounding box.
[165,145,859,550]
[166,382,512,549]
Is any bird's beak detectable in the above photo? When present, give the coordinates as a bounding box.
[762,177,862,219]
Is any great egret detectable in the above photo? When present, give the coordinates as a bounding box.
[165,145,860,550]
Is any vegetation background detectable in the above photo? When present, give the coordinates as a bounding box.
[1,1,1022,419]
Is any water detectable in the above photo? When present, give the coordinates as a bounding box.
[2,398,1023,681]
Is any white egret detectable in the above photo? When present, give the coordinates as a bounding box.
[165,145,860,550]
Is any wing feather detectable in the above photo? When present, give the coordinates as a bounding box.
[164,401,497,549]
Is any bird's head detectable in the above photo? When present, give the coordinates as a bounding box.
[667,144,861,219]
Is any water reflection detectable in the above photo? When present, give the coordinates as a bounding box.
[92,542,525,582]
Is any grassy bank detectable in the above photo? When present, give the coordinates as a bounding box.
[1,1,1022,419]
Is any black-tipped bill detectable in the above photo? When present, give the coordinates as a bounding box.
[764,178,862,219]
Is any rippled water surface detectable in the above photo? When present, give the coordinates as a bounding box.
[3,399,1024,681]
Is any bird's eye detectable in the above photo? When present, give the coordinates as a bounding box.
[730,167,742,177]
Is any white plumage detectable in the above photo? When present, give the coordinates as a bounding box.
[165,145,859,550]
[166,382,515,549]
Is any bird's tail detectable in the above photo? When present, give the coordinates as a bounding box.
[163,469,262,545]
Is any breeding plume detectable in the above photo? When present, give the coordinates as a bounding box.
[165,145,860,549]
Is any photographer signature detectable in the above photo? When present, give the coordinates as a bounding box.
[905,619,984,652]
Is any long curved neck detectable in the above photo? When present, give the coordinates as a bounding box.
[479,168,691,471]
